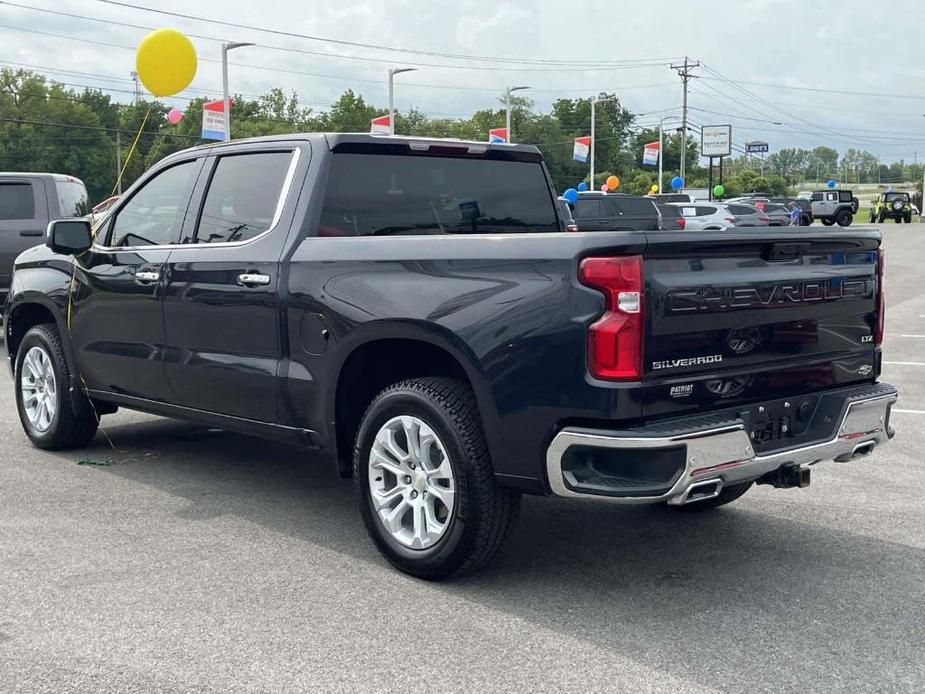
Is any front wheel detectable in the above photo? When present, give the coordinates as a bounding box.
[835,210,853,227]
[354,377,520,579]
[15,324,98,450]
[821,218,835,226]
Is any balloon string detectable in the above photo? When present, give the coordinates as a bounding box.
[63,105,153,453]
[109,105,152,200]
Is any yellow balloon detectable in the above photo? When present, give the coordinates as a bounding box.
[650,184,659,193]
[135,29,197,97]
[606,175,620,190]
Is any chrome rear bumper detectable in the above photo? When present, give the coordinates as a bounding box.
[545,384,897,505]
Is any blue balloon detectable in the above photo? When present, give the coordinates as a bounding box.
[827,179,837,188]
[563,188,579,204]
[577,182,588,192]
[670,176,683,191]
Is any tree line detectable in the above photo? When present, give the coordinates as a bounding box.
[0,68,910,205]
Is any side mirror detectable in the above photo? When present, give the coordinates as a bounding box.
[46,219,93,255]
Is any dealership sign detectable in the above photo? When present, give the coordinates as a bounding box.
[746,141,769,153]
[201,99,229,140]
[488,127,508,143]
[642,141,660,166]
[573,136,591,163]
[370,115,391,134]
[701,124,732,157]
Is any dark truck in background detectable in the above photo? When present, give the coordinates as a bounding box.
[0,173,90,308]
[4,134,896,579]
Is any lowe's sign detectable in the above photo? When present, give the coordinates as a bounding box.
[746,141,769,154]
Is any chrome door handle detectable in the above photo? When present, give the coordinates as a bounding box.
[237,273,271,287]
[134,270,160,283]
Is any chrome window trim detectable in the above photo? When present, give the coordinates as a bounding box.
[91,148,301,252]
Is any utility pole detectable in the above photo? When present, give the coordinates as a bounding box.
[115,131,122,195]
[388,68,416,136]
[505,86,530,144]
[670,56,699,189]
[130,71,140,106]
[222,42,255,142]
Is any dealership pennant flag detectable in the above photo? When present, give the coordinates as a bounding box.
[201,99,230,141]
[370,114,391,134]
[573,136,591,163]
[488,127,508,143]
[642,141,660,166]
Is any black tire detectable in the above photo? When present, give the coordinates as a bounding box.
[14,323,98,450]
[821,218,835,226]
[835,209,853,227]
[801,214,812,227]
[905,213,913,224]
[354,377,520,580]
[670,481,753,511]
[869,211,876,223]
[878,209,886,223]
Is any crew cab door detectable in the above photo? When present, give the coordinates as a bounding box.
[69,157,204,400]
[0,177,49,296]
[161,145,303,422]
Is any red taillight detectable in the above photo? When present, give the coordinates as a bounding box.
[875,248,885,345]
[676,218,686,230]
[726,217,736,224]
[759,215,770,222]
[579,256,644,380]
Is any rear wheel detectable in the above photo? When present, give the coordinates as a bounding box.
[835,209,853,227]
[15,324,98,450]
[822,218,835,226]
[905,212,913,224]
[878,209,886,223]
[354,377,520,579]
[670,481,753,511]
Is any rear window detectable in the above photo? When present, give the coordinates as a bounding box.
[54,179,90,217]
[727,204,757,215]
[695,205,718,216]
[614,196,657,216]
[0,182,35,220]
[656,204,682,219]
[318,153,557,236]
[839,191,853,202]
[885,193,909,202]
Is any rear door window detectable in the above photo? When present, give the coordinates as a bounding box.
[616,196,657,215]
[0,182,36,220]
[811,193,823,201]
[573,199,603,220]
[695,206,717,216]
[319,152,558,236]
[194,151,294,244]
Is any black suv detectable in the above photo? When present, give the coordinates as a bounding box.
[571,192,660,230]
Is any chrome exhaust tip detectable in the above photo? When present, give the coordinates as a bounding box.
[676,478,723,505]
[834,441,876,463]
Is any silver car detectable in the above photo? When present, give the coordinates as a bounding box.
[669,202,770,230]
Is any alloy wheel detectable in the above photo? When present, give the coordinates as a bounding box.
[21,346,57,432]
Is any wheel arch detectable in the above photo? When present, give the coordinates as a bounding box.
[329,323,497,479]
[5,294,73,372]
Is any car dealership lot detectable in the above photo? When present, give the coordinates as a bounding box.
[1,224,923,693]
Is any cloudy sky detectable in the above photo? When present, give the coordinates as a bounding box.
[3,0,925,163]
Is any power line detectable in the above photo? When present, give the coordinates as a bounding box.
[87,0,682,68]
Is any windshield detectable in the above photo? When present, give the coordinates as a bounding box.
[54,179,90,217]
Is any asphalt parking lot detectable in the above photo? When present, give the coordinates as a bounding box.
[1,223,924,693]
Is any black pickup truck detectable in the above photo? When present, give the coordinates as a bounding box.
[4,134,897,579]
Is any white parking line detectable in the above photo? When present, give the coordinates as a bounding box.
[893,409,925,415]
[883,361,925,366]
[900,334,925,338]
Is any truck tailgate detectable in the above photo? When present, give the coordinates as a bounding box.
[641,230,882,418]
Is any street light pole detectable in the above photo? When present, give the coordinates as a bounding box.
[388,68,416,136]
[505,86,530,144]
[222,41,254,142]
[590,96,597,188]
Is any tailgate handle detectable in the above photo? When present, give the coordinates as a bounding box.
[765,242,810,261]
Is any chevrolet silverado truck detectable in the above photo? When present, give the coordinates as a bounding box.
[4,134,897,579]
